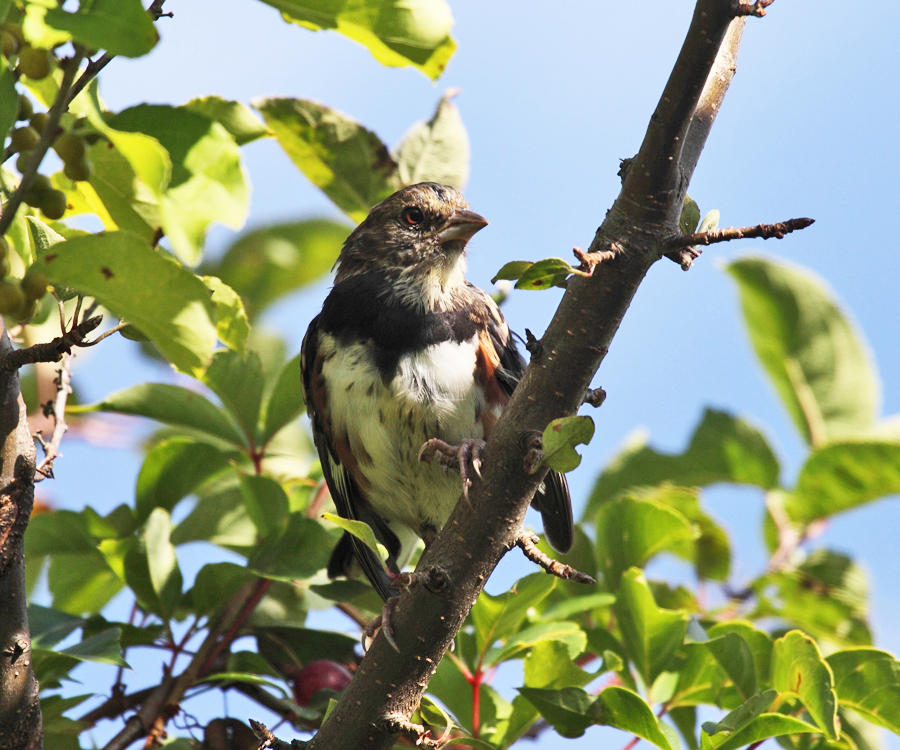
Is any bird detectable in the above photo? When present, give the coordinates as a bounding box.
[301,182,573,600]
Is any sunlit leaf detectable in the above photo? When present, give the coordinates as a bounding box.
[680,194,700,235]
[202,349,265,443]
[185,96,269,145]
[827,648,900,734]
[24,0,157,56]
[321,512,389,563]
[203,275,251,353]
[771,630,839,739]
[394,90,469,188]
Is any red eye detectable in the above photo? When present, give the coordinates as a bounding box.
[402,206,424,226]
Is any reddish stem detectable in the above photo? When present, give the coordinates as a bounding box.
[198,578,272,677]
[471,669,482,738]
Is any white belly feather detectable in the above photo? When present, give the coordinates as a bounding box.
[319,332,495,537]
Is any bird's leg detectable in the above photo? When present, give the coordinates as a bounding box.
[362,571,423,653]
[418,437,486,499]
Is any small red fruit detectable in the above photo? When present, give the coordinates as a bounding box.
[291,659,352,706]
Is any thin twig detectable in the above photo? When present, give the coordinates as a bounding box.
[733,0,775,17]
[80,320,130,347]
[0,314,102,371]
[34,356,72,481]
[516,533,595,584]
[667,217,814,249]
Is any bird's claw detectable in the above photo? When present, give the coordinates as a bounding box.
[418,437,487,499]
[361,572,424,653]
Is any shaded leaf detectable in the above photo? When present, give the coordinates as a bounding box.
[394,90,469,188]
[75,383,245,448]
[192,562,256,614]
[202,349,265,443]
[262,353,304,443]
[254,97,398,222]
[701,689,777,735]
[594,495,695,588]
[726,256,879,445]
[250,514,333,581]
[700,713,821,750]
[516,686,595,739]
[47,553,121,615]
[593,686,675,750]
[34,232,218,375]
[239,474,290,537]
[172,478,257,549]
[212,218,348,318]
[587,408,779,518]
[28,605,83,649]
[471,573,556,656]
[705,633,757,701]
[263,0,456,80]
[126,508,182,619]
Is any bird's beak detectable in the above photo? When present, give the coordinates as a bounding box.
[436,209,488,244]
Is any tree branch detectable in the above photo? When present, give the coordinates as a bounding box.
[0,315,102,372]
[667,217,814,249]
[304,3,772,749]
[33,355,73,481]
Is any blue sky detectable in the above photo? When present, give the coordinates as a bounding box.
[39,1,900,748]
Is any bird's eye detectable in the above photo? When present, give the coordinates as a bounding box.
[401,206,424,226]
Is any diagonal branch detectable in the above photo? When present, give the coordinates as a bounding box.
[303,3,779,749]
[667,217,815,249]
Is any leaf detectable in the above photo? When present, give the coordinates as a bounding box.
[129,509,182,619]
[25,0,157,56]
[587,408,780,518]
[786,440,900,524]
[701,690,777,735]
[394,90,469,188]
[202,349,265,443]
[827,648,900,734]
[0,60,17,142]
[263,0,456,80]
[33,232,218,375]
[471,573,556,656]
[615,568,690,685]
[74,383,245,448]
[541,416,594,473]
[726,256,879,445]
[707,621,773,687]
[594,495,695,588]
[110,104,249,265]
[320,512,389,563]
[699,209,720,234]
[28,605,84,649]
[593,686,675,750]
[203,275,251,353]
[491,261,534,284]
[700,713,821,750]
[172,478,258,549]
[212,218,348,319]
[262,353,304,443]
[486,621,586,667]
[239,474,290,537]
[47,553,122,615]
[771,630,839,739]
[53,628,128,667]
[680,194,701,234]
[185,96,269,145]
[135,437,235,521]
[705,633,757,700]
[249,514,334,581]
[192,562,256,614]
[516,257,581,290]
[540,592,616,621]
[516,686,595,739]
[254,97,399,222]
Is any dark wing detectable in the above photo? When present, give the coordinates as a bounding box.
[473,287,575,553]
[301,314,399,600]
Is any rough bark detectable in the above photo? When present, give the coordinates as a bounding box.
[0,328,40,750]
[306,2,753,748]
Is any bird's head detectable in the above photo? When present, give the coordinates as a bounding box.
[334,182,488,304]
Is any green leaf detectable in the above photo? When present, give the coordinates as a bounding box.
[250,514,333,581]
[172,478,257,548]
[0,60,17,143]
[471,573,556,656]
[28,605,84,649]
[239,474,290,537]
[726,256,879,445]
[254,97,399,222]
[771,630,839,739]
[699,209,719,234]
[705,632,757,700]
[135,437,235,521]
[255,626,359,669]
[202,349,265,443]
[491,260,534,284]
[786,440,900,524]
[263,0,456,80]
[587,408,779,518]
[486,621,586,667]
[321,512,389,563]
[212,218,348,319]
[110,104,249,264]
[25,510,96,557]
[185,96,269,145]
[615,568,690,685]
[541,416,594,473]
[593,686,675,750]
[680,194,701,234]
[394,91,469,188]
[203,275,251,353]
[515,257,581,290]
[47,553,122,615]
[262,353,304,443]
[192,562,256,614]
[516,686,595,739]
[54,628,128,667]
[707,621,773,687]
[594,495,695,588]
[33,232,218,375]
[827,648,900,734]
[701,689,777,735]
[31,0,157,56]
[144,509,183,618]
[74,383,245,448]
[700,713,821,750]
[540,591,616,621]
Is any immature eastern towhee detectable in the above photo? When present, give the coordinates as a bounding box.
[301,182,573,600]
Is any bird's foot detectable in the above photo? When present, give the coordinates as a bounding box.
[362,572,423,653]
[418,438,486,499]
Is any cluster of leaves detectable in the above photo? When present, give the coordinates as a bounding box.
[4,2,898,750]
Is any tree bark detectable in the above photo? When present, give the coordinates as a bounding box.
[0,328,40,750]
[307,2,753,748]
